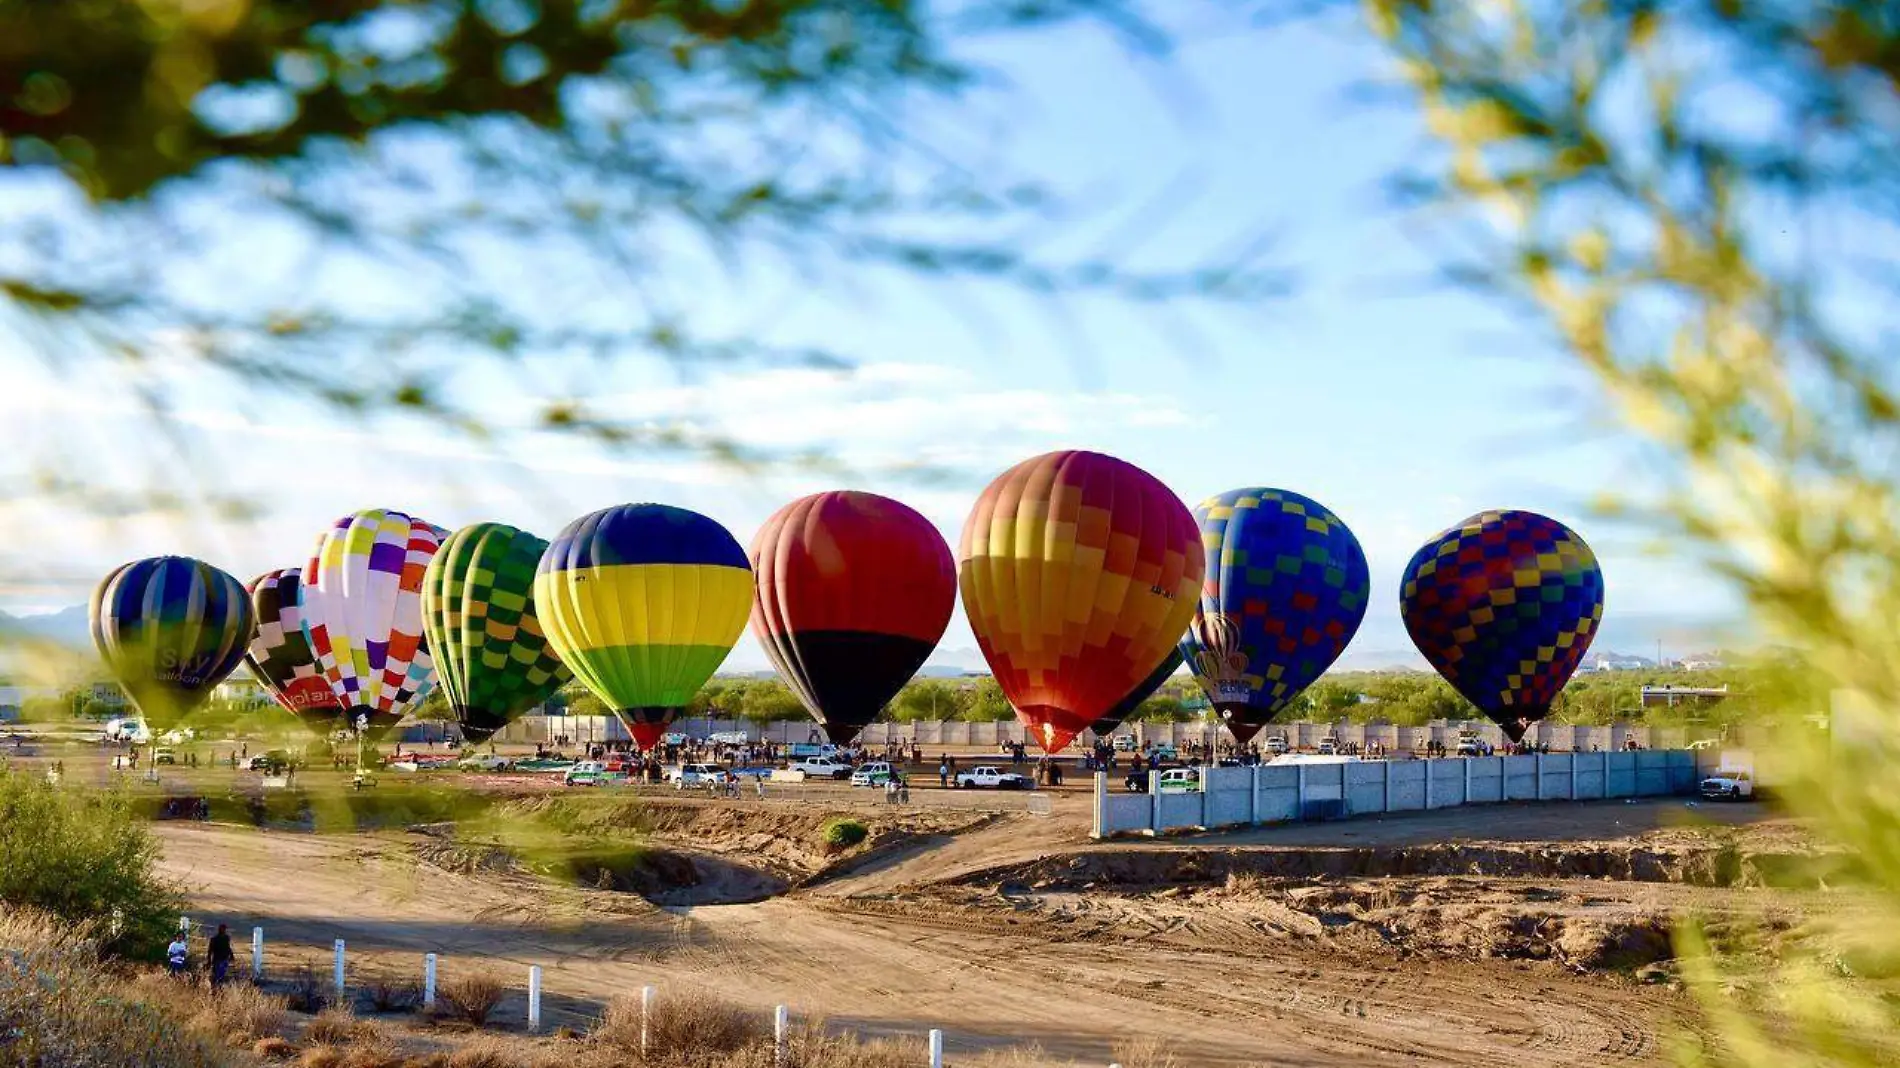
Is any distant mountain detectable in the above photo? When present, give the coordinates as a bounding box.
[0,607,92,651]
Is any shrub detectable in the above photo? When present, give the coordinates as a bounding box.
[819,819,867,850]
[285,966,330,1013]
[366,973,423,1013]
[0,771,183,958]
[192,983,290,1047]
[305,1007,371,1044]
[440,971,508,1026]
[593,988,761,1060]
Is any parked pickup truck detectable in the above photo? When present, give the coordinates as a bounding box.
[1700,765,1756,800]
[955,765,1033,790]
[786,757,852,780]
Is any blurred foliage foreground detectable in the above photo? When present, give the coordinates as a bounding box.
[1373,0,1900,1062]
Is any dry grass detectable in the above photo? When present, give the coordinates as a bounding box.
[589,989,939,1068]
[305,1006,381,1044]
[1111,1037,1182,1068]
[191,982,292,1047]
[0,908,231,1067]
[439,971,509,1026]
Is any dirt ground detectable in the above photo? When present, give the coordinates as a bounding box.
[146,786,1857,1068]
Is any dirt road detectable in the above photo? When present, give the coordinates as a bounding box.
[158,798,1744,1066]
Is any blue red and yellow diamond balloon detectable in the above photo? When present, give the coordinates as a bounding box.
[1179,488,1369,744]
[1399,509,1604,741]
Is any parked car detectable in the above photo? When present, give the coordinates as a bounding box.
[153,747,178,765]
[668,763,728,789]
[1155,768,1201,793]
[850,762,899,787]
[1264,735,1289,755]
[1315,736,1338,756]
[458,754,514,772]
[563,761,626,786]
[955,765,1033,790]
[1454,735,1485,757]
[708,731,750,746]
[159,728,195,745]
[661,732,690,747]
[103,718,152,745]
[1112,735,1138,752]
[787,757,852,780]
[1148,743,1178,761]
[246,750,294,774]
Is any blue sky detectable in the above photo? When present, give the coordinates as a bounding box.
[0,9,1739,666]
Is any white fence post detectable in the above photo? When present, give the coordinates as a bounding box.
[423,954,437,1009]
[773,1004,789,1067]
[251,927,263,980]
[332,940,345,1003]
[641,984,655,1054]
[928,1028,945,1068]
[528,966,542,1031]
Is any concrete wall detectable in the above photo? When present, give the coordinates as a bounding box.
[1092,750,1706,838]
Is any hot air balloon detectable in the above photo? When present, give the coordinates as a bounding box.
[750,491,957,745]
[301,509,444,742]
[1090,648,1183,739]
[1180,488,1370,743]
[535,504,753,751]
[959,450,1204,754]
[91,557,254,733]
[243,568,346,737]
[1399,509,1604,741]
[422,523,572,744]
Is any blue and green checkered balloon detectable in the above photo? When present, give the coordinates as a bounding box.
[1179,488,1369,743]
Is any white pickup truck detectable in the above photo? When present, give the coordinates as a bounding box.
[955,765,1033,790]
[786,756,852,780]
[1700,765,1755,799]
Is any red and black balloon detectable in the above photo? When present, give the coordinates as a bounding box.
[750,491,958,745]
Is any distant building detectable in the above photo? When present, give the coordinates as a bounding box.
[1678,657,1725,671]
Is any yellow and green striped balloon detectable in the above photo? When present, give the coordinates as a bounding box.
[534,504,753,750]
[421,523,572,743]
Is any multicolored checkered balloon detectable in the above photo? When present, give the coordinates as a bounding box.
[243,567,345,737]
[1179,488,1370,743]
[1399,509,1604,741]
[301,509,443,741]
[422,523,572,743]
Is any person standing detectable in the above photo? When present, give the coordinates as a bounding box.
[207,924,235,988]
[938,759,950,788]
[166,932,189,978]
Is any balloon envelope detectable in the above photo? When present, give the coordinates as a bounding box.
[1180,488,1369,743]
[244,567,346,737]
[1399,509,1604,741]
[301,509,444,742]
[535,504,753,751]
[1090,647,1183,739]
[91,556,254,731]
[422,523,572,743]
[750,491,956,745]
[959,450,1204,754]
